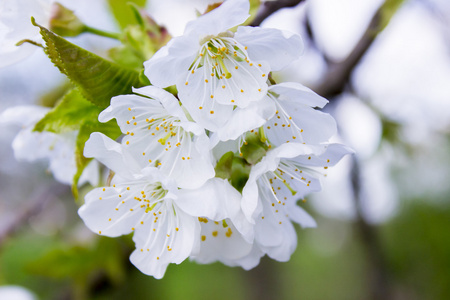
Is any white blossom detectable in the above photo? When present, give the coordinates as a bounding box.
[0,105,98,186]
[0,0,51,68]
[264,82,337,145]
[99,86,215,189]
[79,132,251,278]
[144,0,303,132]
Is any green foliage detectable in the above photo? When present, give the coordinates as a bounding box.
[26,238,125,283]
[381,201,450,299]
[107,0,147,29]
[32,18,145,109]
[34,89,101,133]
[109,5,171,70]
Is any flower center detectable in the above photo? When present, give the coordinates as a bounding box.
[190,35,248,80]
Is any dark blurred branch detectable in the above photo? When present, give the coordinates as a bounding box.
[313,6,382,99]
[313,0,406,99]
[251,0,306,26]
[0,184,69,247]
[351,157,392,300]
[246,257,280,300]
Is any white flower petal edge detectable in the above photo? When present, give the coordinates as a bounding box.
[210,94,276,145]
[183,0,250,37]
[191,219,263,269]
[241,142,354,223]
[0,0,51,68]
[1,105,97,186]
[98,87,215,189]
[265,82,337,145]
[235,26,304,72]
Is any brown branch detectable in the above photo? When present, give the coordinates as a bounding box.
[251,0,306,27]
[313,4,383,99]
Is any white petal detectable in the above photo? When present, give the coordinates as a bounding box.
[289,143,354,167]
[144,36,198,88]
[254,200,297,262]
[214,95,276,142]
[84,132,141,177]
[287,202,316,228]
[212,57,269,108]
[0,105,49,127]
[192,219,256,267]
[184,0,249,37]
[79,186,145,237]
[130,203,199,279]
[269,82,328,108]
[235,26,304,71]
[176,178,236,220]
[133,86,188,122]
[179,74,235,131]
[78,159,100,187]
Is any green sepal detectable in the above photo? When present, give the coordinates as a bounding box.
[215,151,234,179]
[240,133,269,165]
[230,157,251,193]
[32,18,145,109]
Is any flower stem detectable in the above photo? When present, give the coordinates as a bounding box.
[84,26,121,40]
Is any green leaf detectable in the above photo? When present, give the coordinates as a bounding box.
[34,89,101,133]
[32,18,146,109]
[108,0,147,29]
[26,237,126,285]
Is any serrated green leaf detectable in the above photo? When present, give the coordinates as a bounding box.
[34,89,101,133]
[32,18,146,109]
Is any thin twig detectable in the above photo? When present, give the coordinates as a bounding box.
[251,0,306,27]
[313,4,383,99]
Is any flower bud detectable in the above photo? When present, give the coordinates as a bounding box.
[49,3,85,37]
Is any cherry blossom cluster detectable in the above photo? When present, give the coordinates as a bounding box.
[78,0,352,278]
